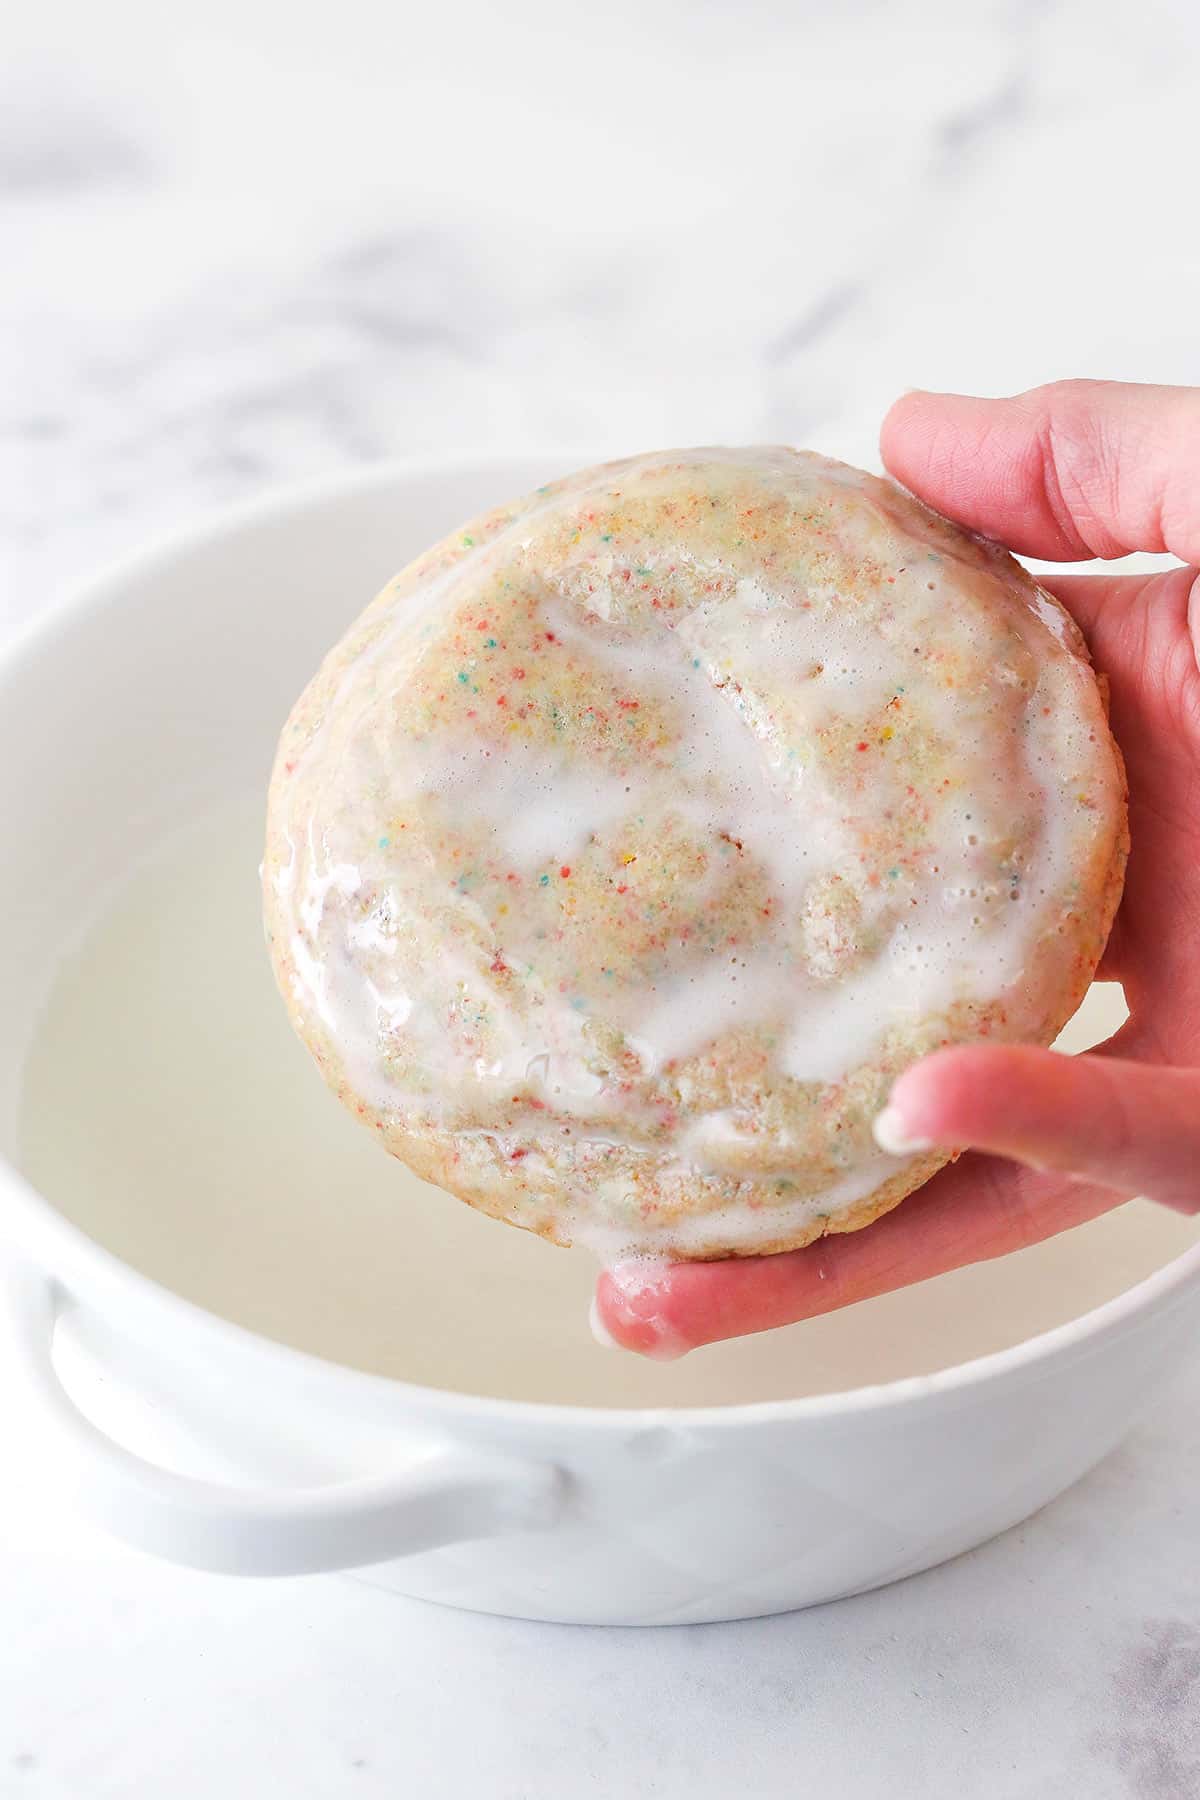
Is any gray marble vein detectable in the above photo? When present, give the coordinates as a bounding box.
[2,2,1200,1794]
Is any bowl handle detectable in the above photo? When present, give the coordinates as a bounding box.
[6,1268,566,1576]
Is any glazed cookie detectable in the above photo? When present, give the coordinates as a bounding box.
[263,449,1127,1260]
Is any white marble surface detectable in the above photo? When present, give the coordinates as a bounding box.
[3,1,1200,1794]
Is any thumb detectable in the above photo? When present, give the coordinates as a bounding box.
[876,1044,1200,1215]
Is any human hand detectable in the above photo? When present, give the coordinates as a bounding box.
[593,380,1200,1357]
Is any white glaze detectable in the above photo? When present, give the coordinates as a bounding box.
[265,448,1123,1257]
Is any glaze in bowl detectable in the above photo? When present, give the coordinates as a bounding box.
[0,455,1195,1625]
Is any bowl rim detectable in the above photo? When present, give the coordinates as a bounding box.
[3,451,1199,1434]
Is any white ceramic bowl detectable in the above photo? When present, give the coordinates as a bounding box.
[3,455,1199,1627]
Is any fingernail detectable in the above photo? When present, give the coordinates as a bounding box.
[873,1104,935,1157]
[588,1294,618,1349]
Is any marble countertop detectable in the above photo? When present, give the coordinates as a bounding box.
[3,1,1200,1793]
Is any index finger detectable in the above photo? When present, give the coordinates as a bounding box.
[881,380,1200,565]
[592,1155,1119,1356]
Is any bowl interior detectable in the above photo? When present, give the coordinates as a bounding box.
[4,459,1198,1411]
[0,458,554,1144]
